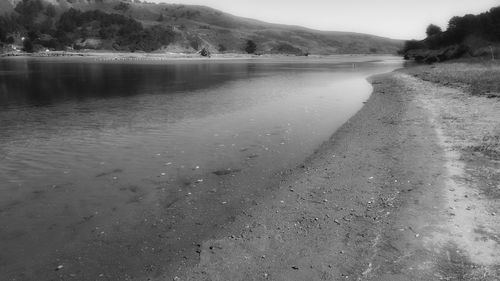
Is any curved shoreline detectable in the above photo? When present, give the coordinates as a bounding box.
[177,63,500,280]
[179,69,423,280]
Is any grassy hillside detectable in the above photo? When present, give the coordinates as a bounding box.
[0,0,402,54]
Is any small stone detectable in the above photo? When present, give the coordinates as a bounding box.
[55,265,63,271]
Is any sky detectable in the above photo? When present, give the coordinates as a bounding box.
[156,0,500,39]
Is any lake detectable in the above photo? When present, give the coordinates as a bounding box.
[0,56,402,280]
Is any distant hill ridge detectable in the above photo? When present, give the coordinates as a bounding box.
[0,0,403,54]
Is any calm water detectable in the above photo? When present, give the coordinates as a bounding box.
[0,56,402,280]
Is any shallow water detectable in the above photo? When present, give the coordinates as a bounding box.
[0,56,402,280]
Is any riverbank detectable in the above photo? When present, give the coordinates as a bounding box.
[0,50,398,63]
[172,61,500,280]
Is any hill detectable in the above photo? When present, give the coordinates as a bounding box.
[0,0,403,54]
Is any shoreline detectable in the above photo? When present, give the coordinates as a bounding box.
[0,51,400,63]
[173,62,500,280]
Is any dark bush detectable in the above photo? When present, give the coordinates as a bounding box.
[199,47,210,57]
[23,39,34,52]
[218,44,226,52]
[401,40,426,53]
[245,39,256,54]
[270,42,303,55]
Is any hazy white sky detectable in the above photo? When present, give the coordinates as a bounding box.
[156,0,500,39]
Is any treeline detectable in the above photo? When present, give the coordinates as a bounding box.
[0,0,176,52]
[402,6,500,56]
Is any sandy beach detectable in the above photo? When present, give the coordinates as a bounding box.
[172,61,500,281]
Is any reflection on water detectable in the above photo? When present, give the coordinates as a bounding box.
[0,57,402,280]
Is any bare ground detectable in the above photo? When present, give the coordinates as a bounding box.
[167,66,500,281]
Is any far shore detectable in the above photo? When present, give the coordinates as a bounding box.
[0,50,401,63]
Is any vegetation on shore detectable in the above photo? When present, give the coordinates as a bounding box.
[0,0,177,52]
[401,5,500,63]
[0,0,402,55]
[405,60,500,97]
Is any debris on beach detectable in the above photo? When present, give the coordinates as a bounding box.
[213,168,241,176]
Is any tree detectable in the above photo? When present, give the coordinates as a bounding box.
[199,47,210,57]
[15,0,44,17]
[245,39,256,54]
[401,39,425,53]
[426,24,442,37]
[23,38,34,52]
[0,26,6,42]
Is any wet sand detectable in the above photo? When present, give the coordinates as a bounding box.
[173,63,500,280]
